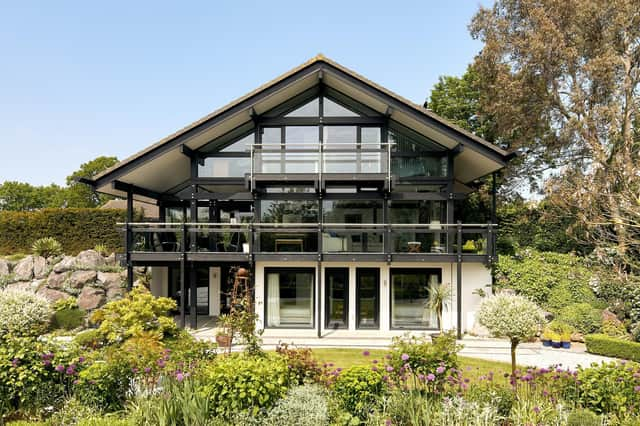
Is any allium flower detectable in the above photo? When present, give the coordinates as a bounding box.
[373,359,379,364]
[401,353,409,361]
[363,350,370,356]
[533,406,540,413]
[372,366,378,372]
[157,359,166,368]
[144,367,152,374]
[176,372,185,382]
[55,364,65,373]
[78,356,85,363]
[43,360,51,366]
[66,366,75,375]
[436,366,445,374]
[11,358,19,367]
[386,366,394,372]
[634,386,640,393]
[426,374,435,382]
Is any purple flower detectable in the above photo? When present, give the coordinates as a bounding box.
[385,419,392,426]
[533,406,540,414]
[43,360,51,367]
[55,364,65,373]
[436,366,445,374]
[635,386,640,393]
[66,366,76,375]
[11,358,19,367]
[157,359,166,368]
[176,372,185,382]
[372,366,378,372]
[426,373,436,382]
[132,367,139,374]
[78,356,85,363]
[144,367,152,374]
[401,353,409,361]
[418,374,425,381]
[386,366,394,372]
[373,359,379,364]
[363,350,370,357]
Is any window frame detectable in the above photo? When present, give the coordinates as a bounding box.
[264,267,316,329]
[388,267,442,330]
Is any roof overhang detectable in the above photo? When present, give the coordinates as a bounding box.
[86,55,513,200]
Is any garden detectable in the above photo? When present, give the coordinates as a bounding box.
[2,278,640,426]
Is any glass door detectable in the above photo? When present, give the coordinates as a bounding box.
[325,268,349,329]
[169,267,210,315]
[356,268,379,329]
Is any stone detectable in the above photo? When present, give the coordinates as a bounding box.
[75,250,105,269]
[0,259,10,277]
[68,270,97,288]
[570,332,585,343]
[37,287,71,303]
[13,256,35,281]
[6,281,35,292]
[77,287,106,311]
[47,272,68,289]
[97,271,121,287]
[32,256,48,279]
[53,256,76,273]
[105,253,116,266]
[106,283,125,301]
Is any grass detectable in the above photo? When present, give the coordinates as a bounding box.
[310,348,513,381]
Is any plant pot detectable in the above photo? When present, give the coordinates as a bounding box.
[216,334,232,347]
[561,341,571,349]
[430,332,441,342]
[541,339,552,347]
[551,340,562,349]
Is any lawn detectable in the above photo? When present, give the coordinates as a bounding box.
[311,348,513,381]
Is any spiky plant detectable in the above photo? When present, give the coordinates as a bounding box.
[31,237,63,258]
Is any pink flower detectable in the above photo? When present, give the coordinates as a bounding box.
[363,350,370,356]
[386,366,394,372]
[533,406,540,414]
[55,364,65,373]
[176,372,184,382]
[144,367,152,374]
[426,373,435,382]
[634,386,640,393]
[436,366,445,374]
[401,353,409,361]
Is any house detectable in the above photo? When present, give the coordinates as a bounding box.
[101,199,160,220]
[82,55,513,339]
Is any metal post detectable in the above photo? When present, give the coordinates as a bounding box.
[126,187,134,290]
[179,249,186,329]
[456,220,463,340]
[189,262,197,329]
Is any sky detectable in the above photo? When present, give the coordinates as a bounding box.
[0,0,488,186]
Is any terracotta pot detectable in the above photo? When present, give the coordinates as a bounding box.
[216,334,232,347]
[236,268,249,278]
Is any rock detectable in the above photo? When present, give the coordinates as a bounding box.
[77,287,106,311]
[106,283,125,301]
[602,309,618,322]
[32,256,48,279]
[570,332,584,343]
[13,256,35,281]
[0,259,10,277]
[37,287,71,303]
[68,270,97,288]
[105,253,116,266]
[75,250,105,269]
[6,281,36,292]
[97,271,122,287]
[53,256,76,273]
[47,272,68,289]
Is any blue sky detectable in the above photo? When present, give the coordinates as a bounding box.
[0,1,487,186]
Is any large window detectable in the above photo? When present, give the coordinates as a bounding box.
[390,125,448,178]
[389,200,446,253]
[259,200,318,252]
[322,200,383,253]
[265,268,315,328]
[390,268,441,329]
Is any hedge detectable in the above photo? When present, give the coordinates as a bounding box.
[585,334,640,362]
[0,208,128,255]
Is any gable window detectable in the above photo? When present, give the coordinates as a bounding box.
[390,124,448,178]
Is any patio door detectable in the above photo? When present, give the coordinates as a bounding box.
[169,266,210,315]
[325,268,349,329]
[356,268,379,329]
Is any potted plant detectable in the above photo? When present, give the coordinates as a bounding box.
[549,331,562,348]
[215,314,233,348]
[541,327,552,347]
[427,283,452,340]
[461,240,477,253]
[560,330,572,349]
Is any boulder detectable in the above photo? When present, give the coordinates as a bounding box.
[69,270,97,288]
[6,281,36,292]
[13,256,35,281]
[47,272,68,289]
[53,256,76,273]
[570,332,585,343]
[75,250,105,269]
[77,287,106,311]
[105,253,116,266]
[0,259,10,277]
[106,283,125,301]
[32,256,48,279]
[37,287,71,303]
[97,271,121,287]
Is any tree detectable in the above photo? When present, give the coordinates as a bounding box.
[65,156,118,208]
[0,181,65,211]
[470,0,640,273]
[478,292,546,377]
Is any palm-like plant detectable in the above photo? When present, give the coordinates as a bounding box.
[427,283,452,333]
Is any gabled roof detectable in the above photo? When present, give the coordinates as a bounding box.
[88,55,513,200]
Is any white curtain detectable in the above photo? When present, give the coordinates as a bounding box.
[267,273,280,327]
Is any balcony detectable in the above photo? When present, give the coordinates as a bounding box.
[124,222,496,263]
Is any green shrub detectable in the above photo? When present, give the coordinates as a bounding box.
[74,329,105,349]
[200,353,291,419]
[585,334,640,362]
[93,243,109,256]
[388,331,461,381]
[31,236,63,258]
[577,361,640,415]
[53,308,86,330]
[331,365,386,419]
[0,288,53,338]
[566,408,601,426]
[602,317,629,339]
[558,303,602,334]
[163,330,217,365]
[466,382,515,418]
[74,351,135,412]
[265,384,329,426]
[54,297,78,312]
[90,285,177,344]
[275,343,322,385]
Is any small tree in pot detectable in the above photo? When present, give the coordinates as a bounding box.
[427,283,452,336]
[478,292,546,378]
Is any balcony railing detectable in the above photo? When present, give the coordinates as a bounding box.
[123,222,496,259]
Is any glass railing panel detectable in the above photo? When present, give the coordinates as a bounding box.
[258,231,318,253]
[188,225,250,253]
[322,230,384,253]
[131,226,183,252]
[391,230,448,254]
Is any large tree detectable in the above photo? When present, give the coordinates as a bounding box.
[65,156,118,208]
[470,0,640,273]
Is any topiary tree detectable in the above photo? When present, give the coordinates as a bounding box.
[478,293,546,377]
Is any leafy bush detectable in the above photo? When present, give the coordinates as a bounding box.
[577,361,640,415]
[54,297,78,312]
[52,307,86,330]
[567,408,601,426]
[163,330,217,365]
[558,303,602,334]
[0,208,130,255]
[74,351,135,411]
[495,249,596,312]
[31,236,63,258]
[388,331,461,382]
[265,384,329,426]
[585,334,640,362]
[90,285,177,344]
[0,288,53,338]
[74,328,104,349]
[331,365,386,419]
[602,317,629,339]
[275,343,322,384]
[93,243,109,256]
[199,353,291,419]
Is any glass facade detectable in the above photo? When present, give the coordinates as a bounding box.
[325,268,348,329]
[266,268,315,328]
[390,269,441,329]
[259,200,319,252]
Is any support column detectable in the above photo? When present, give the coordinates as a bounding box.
[126,188,134,290]
[189,187,198,329]
[456,220,463,339]
[179,251,186,328]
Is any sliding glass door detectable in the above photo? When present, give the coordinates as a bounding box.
[325,268,348,329]
[356,268,379,329]
[265,268,315,328]
[390,268,441,329]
